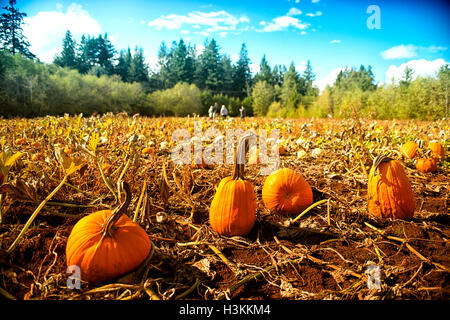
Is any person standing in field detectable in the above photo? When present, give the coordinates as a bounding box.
[213,102,219,120]
[220,105,228,119]
[208,105,214,119]
[239,106,246,119]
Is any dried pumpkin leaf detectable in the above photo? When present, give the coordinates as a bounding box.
[55,147,86,176]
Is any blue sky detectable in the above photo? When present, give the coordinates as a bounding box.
[11,0,450,89]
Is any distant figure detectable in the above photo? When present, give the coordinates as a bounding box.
[220,105,228,118]
[213,102,220,119]
[239,105,246,119]
[208,105,214,119]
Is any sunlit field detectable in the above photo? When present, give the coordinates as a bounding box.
[0,114,448,300]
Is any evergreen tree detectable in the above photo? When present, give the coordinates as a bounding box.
[272,64,286,87]
[96,33,116,74]
[254,54,273,84]
[221,54,234,94]
[281,62,301,107]
[233,43,251,97]
[156,41,170,89]
[0,0,35,58]
[116,47,132,81]
[76,35,97,73]
[169,39,194,84]
[54,30,77,68]
[302,60,316,96]
[129,46,149,83]
[195,38,222,92]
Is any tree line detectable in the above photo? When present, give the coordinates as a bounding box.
[0,0,448,119]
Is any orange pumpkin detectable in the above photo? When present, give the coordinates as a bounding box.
[416,158,438,173]
[427,142,445,161]
[66,182,152,283]
[14,138,27,145]
[262,168,313,215]
[367,155,415,220]
[142,147,155,155]
[400,141,417,159]
[278,144,286,155]
[209,137,256,236]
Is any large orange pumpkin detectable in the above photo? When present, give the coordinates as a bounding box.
[427,142,445,161]
[262,168,313,215]
[367,155,415,220]
[400,141,417,159]
[66,182,152,283]
[209,137,256,236]
[416,158,438,173]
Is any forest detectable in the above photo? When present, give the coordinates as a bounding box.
[0,1,449,119]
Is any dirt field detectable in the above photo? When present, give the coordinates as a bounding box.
[0,115,448,300]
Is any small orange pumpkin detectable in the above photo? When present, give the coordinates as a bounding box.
[400,141,417,159]
[142,147,155,155]
[427,142,445,161]
[14,138,27,145]
[367,155,415,220]
[278,144,286,155]
[209,137,256,236]
[66,182,152,283]
[262,168,313,215]
[416,158,438,173]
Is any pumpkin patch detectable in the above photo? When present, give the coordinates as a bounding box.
[0,115,448,301]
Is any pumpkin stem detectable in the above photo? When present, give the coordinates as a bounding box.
[102,181,131,238]
[372,155,392,175]
[232,135,251,180]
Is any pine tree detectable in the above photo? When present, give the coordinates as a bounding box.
[54,30,77,68]
[129,46,149,83]
[156,41,170,89]
[116,48,132,81]
[281,62,300,107]
[0,0,35,58]
[96,33,116,74]
[221,54,234,94]
[195,38,222,92]
[254,54,273,84]
[169,39,194,84]
[233,43,251,97]
[302,60,316,96]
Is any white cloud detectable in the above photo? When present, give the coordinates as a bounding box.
[305,11,322,17]
[312,0,320,3]
[330,39,341,44]
[381,44,447,60]
[287,8,302,16]
[314,67,344,91]
[385,58,448,83]
[381,44,418,60]
[258,15,309,32]
[23,3,102,63]
[147,10,249,36]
